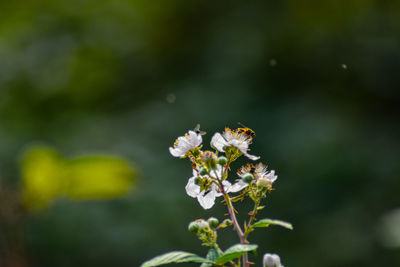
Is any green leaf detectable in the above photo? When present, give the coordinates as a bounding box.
[215,244,258,264]
[250,219,293,230]
[141,251,211,267]
[200,248,220,267]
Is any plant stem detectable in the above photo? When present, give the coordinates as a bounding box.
[245,199,260,239]
[219,181,249,267]
[219,159,250,267]
[222,190,245,243]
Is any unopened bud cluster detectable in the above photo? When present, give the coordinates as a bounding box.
[188,218,219,247]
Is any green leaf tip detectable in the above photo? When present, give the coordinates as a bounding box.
[141,251,211,267]
[214,244,258,264]
[200,248,220,267]
[250,219,293,230]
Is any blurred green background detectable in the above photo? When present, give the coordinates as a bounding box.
[0,1,399,266]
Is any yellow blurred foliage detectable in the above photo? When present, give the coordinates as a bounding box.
[66,156,135,200]
[21,146,136,210]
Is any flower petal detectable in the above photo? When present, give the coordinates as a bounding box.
[169,147,185,157]
[197,190,217,209]
[229,179,249,193]
[244,152,260,161]
[188,131,202,147]
[210,133,228,152]
[231,139,248,153]
[266,170,277,183]
[185,177,200,198]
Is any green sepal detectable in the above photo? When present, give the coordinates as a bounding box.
[250,218,293,230]
[217,219,232,229]
[230,194,245,202]
[141,251,211,267]
[214,244,258,264]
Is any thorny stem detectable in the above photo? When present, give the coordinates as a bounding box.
[245,199,260,239]
[221,189,249,267]
[220,184,245,244]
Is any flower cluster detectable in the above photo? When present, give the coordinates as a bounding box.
[141,125,291,267]
[169,126,277,209]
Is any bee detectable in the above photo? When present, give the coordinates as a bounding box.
[193,124,207,136]
[236,123,255,138]
[249,164,256,174]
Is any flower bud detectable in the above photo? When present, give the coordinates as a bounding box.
[207,217,219,228]
[188,222,199,233]
[263,253,282,267]
[242,173,254,183]
[217,156,228,165]
[197,219,209,230]
[199,167,208,176]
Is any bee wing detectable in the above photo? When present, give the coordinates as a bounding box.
[238,122,247,128]
[193,124,206,135]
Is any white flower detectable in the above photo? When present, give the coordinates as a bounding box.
[210,128,259,160]
[185,177,220,209]
[169,130,202,158]
[256,168,277,188]
[253,163,277,184]
[236,163,277,189]
[185,165,249,209]
[263,253,283,267]
[185,165,233,209]
[239,163,277,183]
